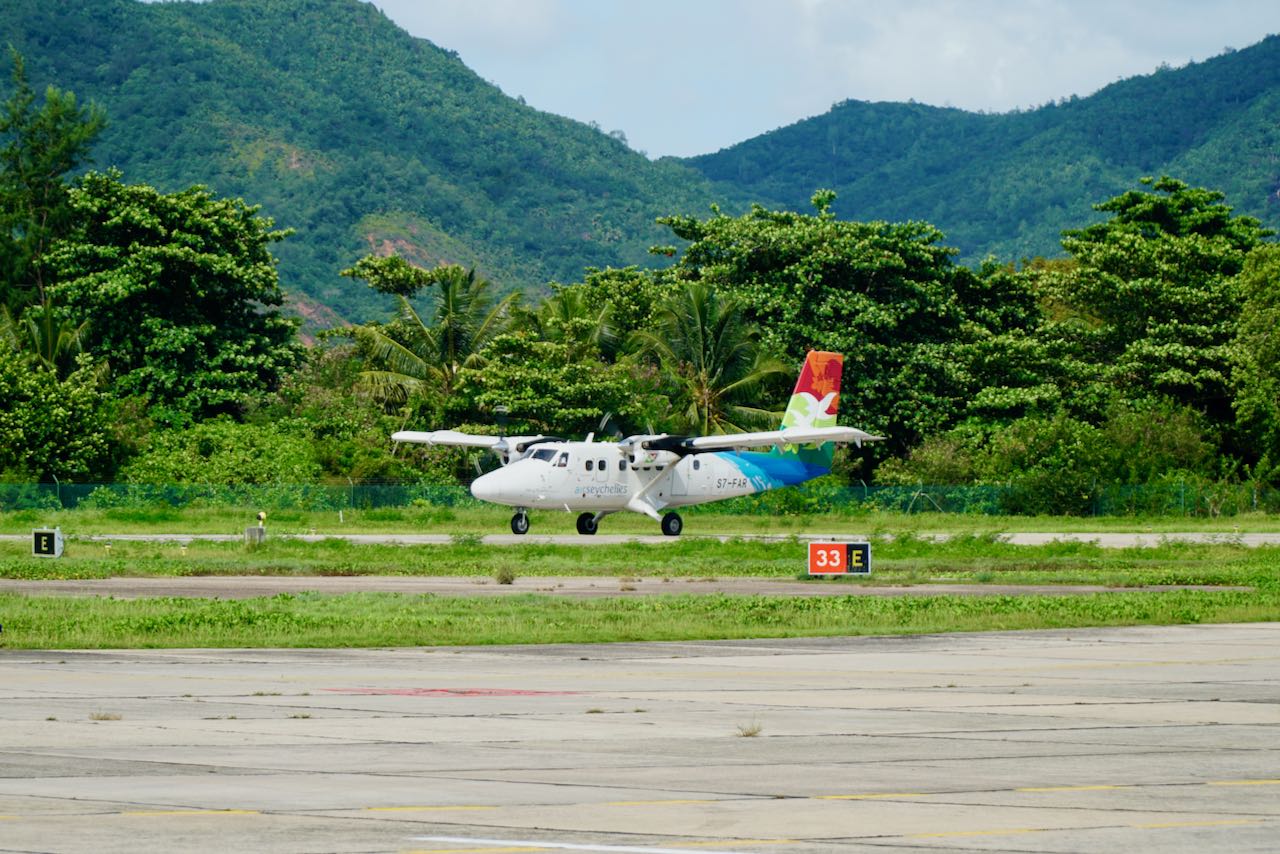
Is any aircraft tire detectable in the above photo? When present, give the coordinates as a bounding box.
[510,512,529,535]
[660,511,683,537]
[575,512,598,535]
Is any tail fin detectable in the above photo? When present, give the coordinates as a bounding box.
[776,351,844,468]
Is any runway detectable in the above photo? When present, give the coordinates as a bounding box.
[2,623,1277,853]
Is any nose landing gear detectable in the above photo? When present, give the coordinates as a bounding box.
[510,510,530,535]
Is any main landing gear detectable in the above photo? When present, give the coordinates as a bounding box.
[510,510,529,535]
[575,512,598,535]
[661,511,683,537]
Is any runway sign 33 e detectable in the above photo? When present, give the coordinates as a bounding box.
[807,541,871,575]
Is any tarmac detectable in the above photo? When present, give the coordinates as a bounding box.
[0,574,1245,599]
[4,531,1280,547]
[1,623,1277,853]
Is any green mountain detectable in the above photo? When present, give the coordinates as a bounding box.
[687,36,1280,262]
[6,0,1280,322]
[3,0,719,321]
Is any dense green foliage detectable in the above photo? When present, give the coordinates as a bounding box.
[0,348,112,480]
[657,193,1040,455]
[0,49,106,310]
[49,170,304,424]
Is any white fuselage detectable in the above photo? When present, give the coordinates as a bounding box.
[469,440,757,517]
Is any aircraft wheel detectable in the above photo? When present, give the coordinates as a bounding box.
[660,511,683,537]
[510,511,530,535]
[575,512,598,535]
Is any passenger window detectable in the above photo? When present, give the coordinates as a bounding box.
[618,460,625,471]
[693,459,701,470]
[586,460,594,471]
[598,459,606,470]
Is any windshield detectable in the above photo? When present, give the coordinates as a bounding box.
[530,448,556,462]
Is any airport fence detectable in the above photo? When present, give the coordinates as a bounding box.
[1,480,1277,517]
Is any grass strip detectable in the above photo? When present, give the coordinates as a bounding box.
[1,589,1277,649]
[2,537,1276,590]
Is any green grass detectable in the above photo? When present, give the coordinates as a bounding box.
[1,534,1275,589]
[3,513,1277,649]
[1,588,1276,649]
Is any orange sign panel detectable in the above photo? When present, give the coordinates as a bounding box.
[807,541,871,575]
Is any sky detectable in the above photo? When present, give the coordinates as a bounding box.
[360,0,1280,158]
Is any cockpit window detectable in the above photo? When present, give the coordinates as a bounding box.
[531,448,556,462]
[556,452,569,467]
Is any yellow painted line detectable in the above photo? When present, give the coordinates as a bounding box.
[818,792,927,800]
[0,815,18,820]
[910,828,1041,839]
[1132,819,1261,829]
[604,799,716,807]
[1207,779,1280,787]
[366,809,499,814]
[121,809,260,817]
[1018,785,1131,792]
[403,848,543,854]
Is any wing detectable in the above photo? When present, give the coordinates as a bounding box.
[391,431,562,459]
[620,426,881,454]
[391,429,504,449]
[684,426,882,450]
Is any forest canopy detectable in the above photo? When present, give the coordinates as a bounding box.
[3,49,1280,515]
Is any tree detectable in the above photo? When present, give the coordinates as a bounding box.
[0,346,112,480]
[341,256,514,410]
[656,192,1039,454]
[1232,244,1280,480]
[46,170,303,424]
[0,301,90,378]
[1033,177,1269,428]
[630,283,787,435]
[515,284,617,358]
[454,333,659,438]
[0,49,105,309]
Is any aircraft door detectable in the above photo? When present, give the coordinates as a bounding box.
[595,456,609,482]
[672,456,691,496]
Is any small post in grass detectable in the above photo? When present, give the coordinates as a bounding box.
[245,511,266,546]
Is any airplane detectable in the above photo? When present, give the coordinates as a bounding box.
[392,350,882,536]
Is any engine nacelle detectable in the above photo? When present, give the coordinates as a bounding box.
[628,448,681,469]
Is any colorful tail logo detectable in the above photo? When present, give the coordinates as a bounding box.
[776,351,843,467]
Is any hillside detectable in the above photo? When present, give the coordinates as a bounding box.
[3,0,720,321]
[687,36,1280,262]
[6,1,1280,321]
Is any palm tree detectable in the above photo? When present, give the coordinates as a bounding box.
[519,285,618,358]
[0,300,91,378]
[631,283,788,435]
[354,265,514,407]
